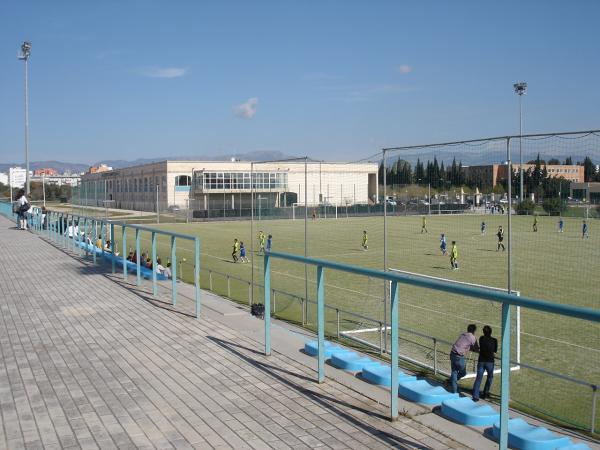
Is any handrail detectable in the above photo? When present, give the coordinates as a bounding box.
[267,251,600,323]
[263,250,600,447]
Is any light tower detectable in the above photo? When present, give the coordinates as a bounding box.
[18,41,32,196]
[513,81,527,202]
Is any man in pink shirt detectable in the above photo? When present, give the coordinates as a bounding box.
[449,324,479,393]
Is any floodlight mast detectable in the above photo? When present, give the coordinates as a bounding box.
[514,81,527,202]
[18,41,32,196]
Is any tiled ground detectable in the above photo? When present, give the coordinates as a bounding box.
[0,216,469,450]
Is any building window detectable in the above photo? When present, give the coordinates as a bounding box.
[144,178,148,192]
[175,175,191,186]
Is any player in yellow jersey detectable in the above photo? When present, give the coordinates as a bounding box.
[450,241,458,270]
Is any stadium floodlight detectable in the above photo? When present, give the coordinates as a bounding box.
[514,82,527,202]
[18,41,32,195]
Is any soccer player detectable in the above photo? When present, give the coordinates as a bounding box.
[481,221,486,235]
[240,242,248,263]
[362,230,368,250]
[450,241,458,270]
[440,234,447,256]
[558,218,564,233]
[496,226,505,251]
[258,231,266,254]
[232,238,240,263]
[421,216,428,234]
[312,209,317,221]
[266,234,273,252]
[582,220,589,239]
[533,215,538,232]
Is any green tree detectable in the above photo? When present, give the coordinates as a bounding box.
[542,197,566,216]
[583,156,595,182]
[516,199,535,215]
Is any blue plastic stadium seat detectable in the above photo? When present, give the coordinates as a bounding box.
[491,418,571,450]
[398,379,458,404]
[330,351,380,372]
[361,363,416,386]
[303,340,348,358]
[440,397,499,426]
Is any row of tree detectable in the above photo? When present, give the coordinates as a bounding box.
[380,154,600,193]
[379,157,467,189]
[0,182,73,202]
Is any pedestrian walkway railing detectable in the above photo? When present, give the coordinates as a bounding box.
[263,250,600,449]
[8,204,202,318]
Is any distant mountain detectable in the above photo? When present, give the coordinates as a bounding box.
[0,151,296,174]
[0,160,89,174]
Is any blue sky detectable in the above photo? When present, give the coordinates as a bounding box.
[1,0,599,164]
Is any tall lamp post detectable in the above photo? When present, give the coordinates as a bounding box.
[18,41,32,196]
[514,82,527,202]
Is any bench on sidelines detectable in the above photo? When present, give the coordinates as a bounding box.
[330,351,381,372]
[77,242,168,281]
[489,418,589,450]
[361,363,416,386]
[441,397,499,426]
[301,340,592,449]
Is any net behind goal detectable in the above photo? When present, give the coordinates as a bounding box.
[340,268,521,378]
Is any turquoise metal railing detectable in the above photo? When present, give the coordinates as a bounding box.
[7,205,202,318]
[263,250,600,449]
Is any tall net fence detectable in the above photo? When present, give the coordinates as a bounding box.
[381,130,600,431]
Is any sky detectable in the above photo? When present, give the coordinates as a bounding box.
[1,0,599,164]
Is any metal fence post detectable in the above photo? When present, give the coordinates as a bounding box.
[171,236,177,306]
[248,281,251,306]
[194,237,200,318]
[110,223,116,274]
[336,308,340,339]
[317,265,325,383]
[227,275,231,298]
[301,297,306,326]
[122,225,127,280]
[390,280,399,421]
[379,322,384,355]
[151,231,157,296]
[433,338,438,376]
[135,228,141,286]
[264,253,271,355]
[592,385,598,434]
[500,303,512,449]
[209,270,213,291]
[92,219,97,264]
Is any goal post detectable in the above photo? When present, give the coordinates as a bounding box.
[340,268,521,378]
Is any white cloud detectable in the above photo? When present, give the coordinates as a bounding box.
[141,67,187,78]
[233,97,259,119]
[398,64,413,74]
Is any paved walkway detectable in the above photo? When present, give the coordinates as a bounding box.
[0,216,471,450]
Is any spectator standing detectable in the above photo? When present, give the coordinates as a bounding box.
[15,189,30,230]
[449,324,479,393]
[472,325,498,401]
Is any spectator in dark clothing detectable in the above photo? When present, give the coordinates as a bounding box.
[472,325,498,401]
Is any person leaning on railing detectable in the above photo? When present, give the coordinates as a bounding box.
[449,324,479,394]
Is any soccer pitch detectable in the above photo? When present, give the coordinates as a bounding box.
[128,214,599,431]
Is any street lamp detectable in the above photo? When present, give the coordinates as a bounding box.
[18,41,32,196]
[514,81,527,202]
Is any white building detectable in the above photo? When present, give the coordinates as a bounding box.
[9,167,27,189]
[0,172,8,186]
[80,160,379,213]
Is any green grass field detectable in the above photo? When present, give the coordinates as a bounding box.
[120,213,599,432]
